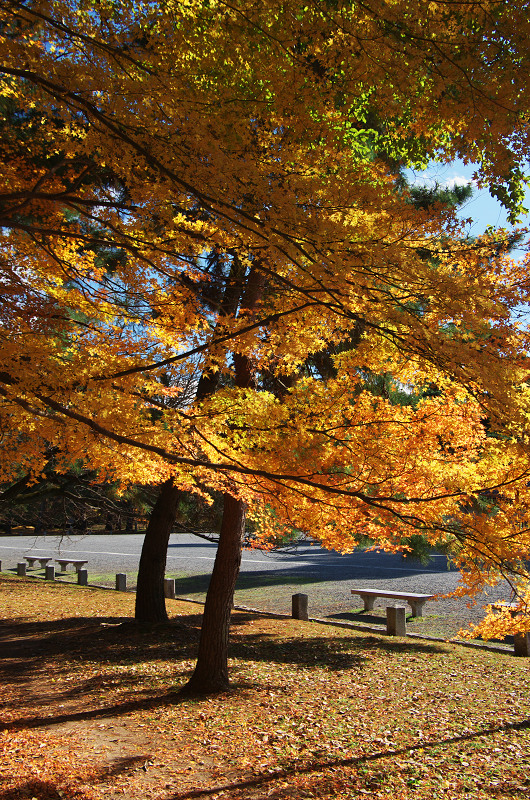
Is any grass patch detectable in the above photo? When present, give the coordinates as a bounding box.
[1,574,529,799]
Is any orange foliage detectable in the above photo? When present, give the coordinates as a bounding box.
[1,1,530,636]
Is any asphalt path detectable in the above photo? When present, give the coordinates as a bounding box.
[0,533,514,630]
[0,531,457,583]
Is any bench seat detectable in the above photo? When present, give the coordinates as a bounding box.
[24,556,53,569]
[55,559,88,572]
[351,588,434,617]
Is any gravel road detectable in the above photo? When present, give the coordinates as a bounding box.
[0,533,516,640]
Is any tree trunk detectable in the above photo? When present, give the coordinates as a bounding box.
[135,478,181,625]
[181,492,246,694]
[34,498,47,535]
[181,262,264,694]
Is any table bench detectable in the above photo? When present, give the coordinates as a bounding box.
[351,588,434,617]
[24,555,53,569]
[55,559,88,572]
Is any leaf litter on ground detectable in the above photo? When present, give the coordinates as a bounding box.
[1,574,529,800]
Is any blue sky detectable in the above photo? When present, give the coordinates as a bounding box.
[406,160,529,260]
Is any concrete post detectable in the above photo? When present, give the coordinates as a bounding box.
[514,632,530,657]
[116,573,127,591]
[45,565,55,580]
[17,562,26,576]
[77,569,88,586]
[164,578,176,599]
[292,593,309,621]
[387,605,407,636]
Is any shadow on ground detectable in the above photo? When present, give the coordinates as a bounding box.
[162,716,530,800]
[169,553,454,599]
[0,609,448,732]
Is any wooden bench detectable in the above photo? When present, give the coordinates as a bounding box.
[55,559,88,573]
[351,588,434,617]
[24,555,53,569]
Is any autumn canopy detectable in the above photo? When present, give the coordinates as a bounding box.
[2,0,530,689]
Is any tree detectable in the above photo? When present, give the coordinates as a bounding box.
[1,0,530,691]
[0,460,146,535]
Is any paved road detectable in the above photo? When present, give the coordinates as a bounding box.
[0,531,458,586]
[0,533,513,633]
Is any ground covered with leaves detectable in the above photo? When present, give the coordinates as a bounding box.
[1,575,529,800]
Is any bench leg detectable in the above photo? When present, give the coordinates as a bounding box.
[409,602,424,617]
[360,594,375,612]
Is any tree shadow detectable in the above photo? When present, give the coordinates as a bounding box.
[229,628,446,671]
[0,755,151,799]
[326,609,391,625]
[0,688,188,732]
[164,717,530,800]
[228,609,447,670]
[170,553,454,599]
[173,573,211,595]
[0,607,450,731]
[168,540,218,549]
[0,614,201,706]
[0,779,65,800]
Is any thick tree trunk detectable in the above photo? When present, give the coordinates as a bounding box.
[181,492,246,694]
[135,478,181,625]
[181,263,265,693]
